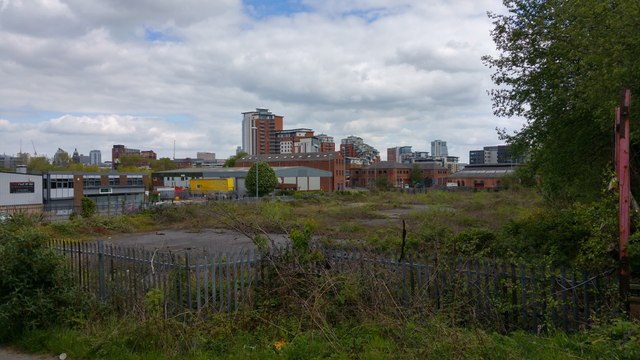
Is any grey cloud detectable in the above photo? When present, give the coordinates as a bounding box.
[0,0,520,163]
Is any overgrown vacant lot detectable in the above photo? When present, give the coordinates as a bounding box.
[4,188,638,359]
[47,188,542,256]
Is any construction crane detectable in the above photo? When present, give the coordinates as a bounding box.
[31,141,37,156]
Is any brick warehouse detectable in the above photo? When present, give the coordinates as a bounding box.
[235,151,346,191]
[350,161,449,188]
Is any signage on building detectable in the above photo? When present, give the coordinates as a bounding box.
[99,188,113,194]
[10,181,35,193]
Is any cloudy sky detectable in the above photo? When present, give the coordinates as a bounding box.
[0,0,520,163]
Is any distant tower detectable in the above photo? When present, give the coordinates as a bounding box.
[89,150,102,165]
[241,108,284,155]
[431,140,448,157]
[72,148,80,163]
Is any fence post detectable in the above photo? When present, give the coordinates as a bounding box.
[98,240,106,301]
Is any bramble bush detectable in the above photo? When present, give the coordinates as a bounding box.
[0,214,88,342]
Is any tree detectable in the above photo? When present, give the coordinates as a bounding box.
[116,155,148,170]
[151,157,178,171]
[224,151,248,167]
[80,197,97,218]
[27,156,53,173]
[410,164,423,188]
[374,176,390,191]
[483,0,640,203]
[245,162,278,197]
[52,150,70,167]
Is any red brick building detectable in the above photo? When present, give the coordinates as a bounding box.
[316,134,335,152]
[235,151,346,191]
[242,108,284,155]
[350,161,449,188]
[447,164,517,188]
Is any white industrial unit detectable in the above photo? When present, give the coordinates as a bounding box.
[0,172,43,213]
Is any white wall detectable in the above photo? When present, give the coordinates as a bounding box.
[0,172,43,206]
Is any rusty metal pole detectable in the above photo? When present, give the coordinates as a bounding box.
[616,89,631,309]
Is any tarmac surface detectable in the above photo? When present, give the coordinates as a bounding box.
[102,228,290,254]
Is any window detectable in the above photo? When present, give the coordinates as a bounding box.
[109,177,120,186]
[126,177,143,186]
[50,178,74,189]
[84,177,101,188]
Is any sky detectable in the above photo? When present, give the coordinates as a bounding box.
[0,0,521,163]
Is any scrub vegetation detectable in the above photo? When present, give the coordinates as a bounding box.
[1,187,639,359]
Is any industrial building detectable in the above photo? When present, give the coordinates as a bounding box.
[235,152,346,191]
[350,162,449,188]
[447,164,517,189]
[152,166,333,197]
[0,171,43,215]
[42,171,149,218]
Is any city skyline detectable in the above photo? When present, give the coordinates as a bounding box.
[0,1,521,163]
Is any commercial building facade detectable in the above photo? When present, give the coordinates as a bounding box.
[42,171,149,217]
[0,171,43,215]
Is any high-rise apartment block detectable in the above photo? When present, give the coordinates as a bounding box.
[430,140,448,157]
[316,134,336,152]
[387,146,413,163]
[340,136,379,166]
[469,145,521,165]
[242,108,284,155]
[89,150,102,165]
[276,128,318,154]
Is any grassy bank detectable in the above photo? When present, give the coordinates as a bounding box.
[15,315,640,359]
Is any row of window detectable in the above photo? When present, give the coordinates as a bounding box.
[45,177,145,189]
[48,178,74,189]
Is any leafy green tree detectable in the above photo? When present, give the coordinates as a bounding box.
[224,151,248,167]
[67,163,100,172]
[374,176,390,191]
[410,164,422,188]
[151,157,178,171]
[245,162,278,197]
[483,0,640,203]
[27,156,54,173]
[116,154,149,170]
[52,150,70,167]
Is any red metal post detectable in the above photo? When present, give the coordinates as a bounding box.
[617,89,631,306]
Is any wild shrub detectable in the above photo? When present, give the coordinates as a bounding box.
[80,197,97,218]
[500,193,617,270]
[0,225,80,342]
[448,228,498,258]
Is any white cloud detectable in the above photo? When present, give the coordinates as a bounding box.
[0,0,521,163]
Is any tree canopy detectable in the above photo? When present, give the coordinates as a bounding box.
[483,0,640,203]
[224,151,248,168]
[244,162,279,197]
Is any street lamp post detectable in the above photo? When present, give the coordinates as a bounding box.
[251,125,259,200]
